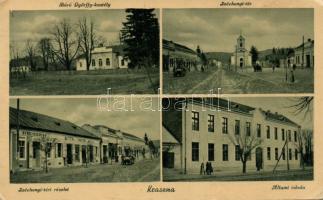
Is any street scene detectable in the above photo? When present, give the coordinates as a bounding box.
[162,97,313,181]
[10,97,160,183]
[163,9,314,94]
[10,9,160,95]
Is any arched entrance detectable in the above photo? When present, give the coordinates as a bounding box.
[255,147,263,171]
[240,58,244,68]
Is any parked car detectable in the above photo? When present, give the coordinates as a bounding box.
[121,155,135,165]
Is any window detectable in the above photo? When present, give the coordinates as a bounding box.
[267,147,271,160]
[235,120,240,135]
[282,129,285,141]
[266,126,270,139]
[240,42,243,47]
[274,127,278,140]
[121,59,125,66]
[79,62,82,68]
[257,124,261,137]
[222,144,229,161]
[106,58,110,66]
[289,148,292,160]
[295,149,298,160]
[192,142,199,161]
[57,143,62,158]
[47,142,52,158]
[235,145,240,161]
[288,130,291,141]
[91,59,96,66]
[246,122,251,136]
[282,148,286,160]
[275,148,278,160]
[18,140,25,159]
[294,131,298,142]
[191,112,199,131]
[75,145,80,162]
[208,114,214,132]
[208,143,215,161]
[99,59,102,66]
[222,117,228,134]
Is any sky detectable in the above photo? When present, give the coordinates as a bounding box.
[9,97,160,140]
[163,9,314,52]
[10,9,159,56]
[231,97,313,130]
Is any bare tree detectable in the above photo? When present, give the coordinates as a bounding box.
[289,97,313,116]
[52,18,80,71]
[294,129,313,170]
[229,130,263,173]
[38,38,52,71]
[39,135,57,173]
[25,39,37,71]
[78,17,95,71]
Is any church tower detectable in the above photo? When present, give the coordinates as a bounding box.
[236,32,246,52]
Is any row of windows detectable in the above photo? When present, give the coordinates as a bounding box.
[191,142,299,162]
[191,112,298,142]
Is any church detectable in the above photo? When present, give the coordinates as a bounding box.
[230,34,252,69]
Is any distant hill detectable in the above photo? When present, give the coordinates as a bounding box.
[205,52,232,64]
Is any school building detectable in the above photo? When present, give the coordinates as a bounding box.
[162,98,302,174]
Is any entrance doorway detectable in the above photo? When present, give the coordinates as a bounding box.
[103,145,108,163]
[66,144,73,164]
[306,55,311,68]
[162,151,175,168]
[255,147,263,171]
[82,145,87,163]
[240,58,244,68]
[32,142,41,168]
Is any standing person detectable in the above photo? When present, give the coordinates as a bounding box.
[200,162,205,175]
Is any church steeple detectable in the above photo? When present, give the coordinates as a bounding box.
[236,31,246,52]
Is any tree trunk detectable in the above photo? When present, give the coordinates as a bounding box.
[242,161,247,173]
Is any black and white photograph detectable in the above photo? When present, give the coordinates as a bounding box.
[9,97,160,183]
[162,97,313,181]
[10,9,160,95]
[162,9,314,94]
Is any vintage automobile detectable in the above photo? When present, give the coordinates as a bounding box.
[121,155,135,165]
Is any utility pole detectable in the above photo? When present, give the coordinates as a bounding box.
[302,35,304,69]
[235,45,237,72]
[287,135,290,171]
[15,99,20,173]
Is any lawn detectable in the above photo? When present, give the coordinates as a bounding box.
[10,68,159,95]
[11,158,160,183]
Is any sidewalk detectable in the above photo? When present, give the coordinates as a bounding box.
[163,167,313,182]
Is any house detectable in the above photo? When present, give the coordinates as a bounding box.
[163,39,199,72]
[162,98,302,174]
[294,38,314,68]
[9,107,101,172]
[75,45,129,71]
[230,34,252,68]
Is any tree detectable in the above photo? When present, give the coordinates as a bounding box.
[250,46,259,66]
[229,130,263,173]
[39,135,57,173]
[38,38,52,71]
[289,97,313,116]
[78,17,95,71]
[294,129,313,169]
[52,18,80,71]
[121,9,159,93]
[25,39,37,71]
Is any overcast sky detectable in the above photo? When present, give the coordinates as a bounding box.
[10,9,159,56]
[231,97,313,130]
[163,9,314,52]
[10,98,160,140]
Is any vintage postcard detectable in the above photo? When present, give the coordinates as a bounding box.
[0,0,322,200]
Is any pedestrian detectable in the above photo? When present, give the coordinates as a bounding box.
[200,162,205,175]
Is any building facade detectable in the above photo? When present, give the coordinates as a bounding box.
[163,98,302,174]
[294,38,314,68]
[163,39,199,72]
[75,45,129,71]
[230,34,252,68]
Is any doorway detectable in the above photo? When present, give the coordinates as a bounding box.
[82,145,87,163]
[66,144,73,164]
[240,58,244,68]
[255,147,263,171]
[32,142,41,168]
[162,151,175,168]
[306,55,311,68]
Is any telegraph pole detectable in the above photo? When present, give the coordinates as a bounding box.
[302,35,304,69]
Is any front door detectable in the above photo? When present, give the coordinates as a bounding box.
[162,151,175,168]
[66,144,73,164]
[240,58,244,68]
[82,145,87,163]
[255,147,263,170]
[33,142,41,168]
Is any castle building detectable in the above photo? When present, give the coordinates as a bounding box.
[163,98,302,174]
[230,34,252,68]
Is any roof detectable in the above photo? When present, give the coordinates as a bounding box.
[295,39,314,50]
[9,107,100,139]
[260,109,300,127]
[163,39,197,55]
[190,98,255,114]
[162,125,180,144]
